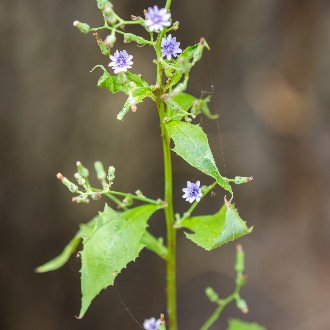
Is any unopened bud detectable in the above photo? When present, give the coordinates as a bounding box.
[94,161,106,181]
[96,0,111,10]
[236,298,249,314]
[234,176,254,185]
[107,166,116,182]
[76,161,89,178]
[59,176,79,193]
[172,21,179,30]
[135,190,144,197]
[73,20,91,34]
[72,196,90,204]
[124,33,149,45]
[74,173,86,186]
[104,33,117,48]
[91,192,102,200]
[104,3,117,24]
[205,287,219,303]
[131,15,142,21]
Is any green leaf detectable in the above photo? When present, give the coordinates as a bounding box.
[97,70,130,94]
[35,234,81,273]
[140,231,168,260]
[180,203,252,250]
[79,204,158,318]
[126,72,150,88]
[166,121,232,194]
[117,87,153,120]
[227,319,266,330]
[94,65,149,94]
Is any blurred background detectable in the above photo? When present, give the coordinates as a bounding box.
[1,0,330,329]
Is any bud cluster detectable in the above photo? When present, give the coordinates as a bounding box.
[56,161,116,204]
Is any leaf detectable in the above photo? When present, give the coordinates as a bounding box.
[35,234,81,273]
[117,87,153,120]
[79,204,158,318]
[94,65,149,94]
[166,121,232,194]
[227,319,266,330]
[180,203,252,250]
[140,231,168,260]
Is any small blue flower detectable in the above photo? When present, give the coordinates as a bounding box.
[182,180,202,203]
[108,50,133,74]
[161,34,182,60]
[145,6,171,32]
[143,317,161,330]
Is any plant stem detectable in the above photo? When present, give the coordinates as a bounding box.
[155,29,177,329]
[161,118,177,330]
[200,294,236,330]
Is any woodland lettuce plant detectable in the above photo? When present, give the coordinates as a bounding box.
[37,1,265,329]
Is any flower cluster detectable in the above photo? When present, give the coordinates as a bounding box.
[109,50,133,74]
[182,180,202,203]
[145,6,171,32]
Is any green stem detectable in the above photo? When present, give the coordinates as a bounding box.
[200,294,236,330]
[166,0,173,10]
[155,31,177,329]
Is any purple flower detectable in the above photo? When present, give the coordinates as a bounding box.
[182,181,202,203]
[108,50,133,74]
[143,317,161,330]
[145,6,171,32]
[161,34,182,60]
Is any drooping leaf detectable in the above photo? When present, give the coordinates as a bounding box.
[180,203,252,250]
[79,204,158,318]
[35,234,81,273]
[166,121,232,194]
[166,92,218,120]
[117,87,153,120]
[227,319,266,330]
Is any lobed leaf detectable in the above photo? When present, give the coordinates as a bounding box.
[79,204,159,318]
[180,203,252,250]
[166,121,232,194]
[226,319,266,330]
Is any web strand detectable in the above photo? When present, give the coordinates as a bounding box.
[115,286,144,329]
[199,0,227,177]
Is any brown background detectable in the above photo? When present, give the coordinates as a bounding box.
[1,0,330,329]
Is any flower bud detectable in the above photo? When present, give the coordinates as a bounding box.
[74,172,86,186]
[236,298,249,314]
[72,196,90,204]
[94,161,106,181]
[124,33,149,46]
[91,192,102,200]
[76,161,89,178]
[205,287,219,303]
[96,0,111,10]
[104,3,117,24]
[107,166,116,182]
[57,173,79,193]
[73,20,91,34]
[104,33,117,48]
[234,176,254,185]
